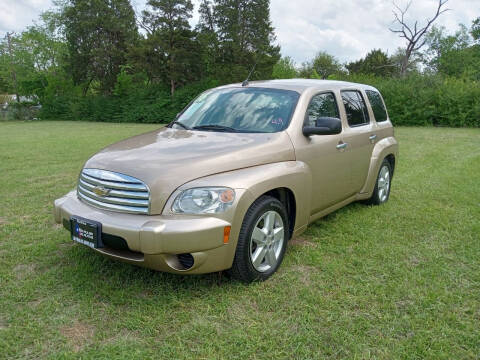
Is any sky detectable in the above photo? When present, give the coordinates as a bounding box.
[1,0,479,64]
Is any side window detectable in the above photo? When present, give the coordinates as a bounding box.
[341,90,369,127]
[366,90,388,122]
[305,92,340,127]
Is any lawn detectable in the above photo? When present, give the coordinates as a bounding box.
[0,121,479,359]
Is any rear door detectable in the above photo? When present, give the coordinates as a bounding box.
[339,90,376,192]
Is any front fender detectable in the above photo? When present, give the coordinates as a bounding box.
[166,161,312,249]
[359,136,399,197]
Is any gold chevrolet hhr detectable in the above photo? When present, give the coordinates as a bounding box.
[54,79,398,282]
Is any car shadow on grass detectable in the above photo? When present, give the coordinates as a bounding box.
[57,242,240,304]
[57,201,375,305]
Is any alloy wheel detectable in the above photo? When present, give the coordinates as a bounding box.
[378,165,390,202]
[249,210,285,272]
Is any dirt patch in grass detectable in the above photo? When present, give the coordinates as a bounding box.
[60,322,95,352]
[56,242,73,257]
[28,298,44,309]
[290,236,315,247]
[227,299,260,321]
[104,329,140,345]
[396,298,414,311]
[290,265,317,285]
[13,263,36,280]
[409,256,423,267]
[0,217,8,225]
[0,317,7,330]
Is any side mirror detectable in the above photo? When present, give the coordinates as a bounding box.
[303,117,342,136]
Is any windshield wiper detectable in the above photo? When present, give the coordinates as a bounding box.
[170,120,191,130]
[192,124,238,132]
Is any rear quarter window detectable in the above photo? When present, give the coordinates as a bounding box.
[366,90,388,122]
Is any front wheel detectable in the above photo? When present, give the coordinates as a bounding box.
[366,159,392,205]
[227,195,289,283]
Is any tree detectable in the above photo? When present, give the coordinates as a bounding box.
[389,0,449,76]
[272,56,297,79]
[195,0,219,78]
[299,51,342,79]
[0,33,20,100]
[390,47,419,75]
[63,0,137,94]
[142,0,199,95]
[0,10,68,103]
[423,24,480,79]
[471,17,480,43]
[346,49,395,77]
[213,0,280,83]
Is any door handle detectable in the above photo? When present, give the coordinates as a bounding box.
[369,134,377,142]
[336,142,348,150]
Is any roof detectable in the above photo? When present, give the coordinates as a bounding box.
[222,79,378,94]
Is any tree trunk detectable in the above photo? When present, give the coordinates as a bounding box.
[6,32,19,102]
[170,79,175,96]
[400,57,408,77]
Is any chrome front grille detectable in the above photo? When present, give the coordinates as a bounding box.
[77,168,150,214]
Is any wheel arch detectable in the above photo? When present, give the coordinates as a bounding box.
[385,153,396,177]
[260,187,296,239]
[359,137,398,197]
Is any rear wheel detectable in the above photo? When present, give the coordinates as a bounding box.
[366,159,392,205]
[227,195,289,283]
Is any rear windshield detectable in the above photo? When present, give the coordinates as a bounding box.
[176,87,300,133]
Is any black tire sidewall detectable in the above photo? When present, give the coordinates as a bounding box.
[236,196,289,282]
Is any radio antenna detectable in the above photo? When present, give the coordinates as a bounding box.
[242,63,257,87]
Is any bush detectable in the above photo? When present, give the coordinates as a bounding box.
[332,73,480,127]
[40,78,219,124]
[9,102,41,120]
[39,73,479,127]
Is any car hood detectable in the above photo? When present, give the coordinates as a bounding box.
[84,127,295,214]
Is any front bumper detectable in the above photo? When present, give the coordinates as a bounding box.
[54,191,235,274]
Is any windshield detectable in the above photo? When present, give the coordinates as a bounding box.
[174,87,300,133]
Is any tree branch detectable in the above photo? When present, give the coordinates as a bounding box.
[389,0,449,75]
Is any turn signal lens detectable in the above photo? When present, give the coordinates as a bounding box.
[220,189,235,203]
[223,226,231,244]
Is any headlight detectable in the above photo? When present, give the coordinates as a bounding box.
[172,187,235,214]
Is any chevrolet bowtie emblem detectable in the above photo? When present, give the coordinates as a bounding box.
[93,186,110,197]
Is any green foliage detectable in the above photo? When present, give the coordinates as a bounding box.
[471,17,480,42]
[9,101,40,120]
[1,0,479,128]
[423,25,480,80]
[63,0,138,94]
[212,0,280,82]
[272,57,297,79]
[195,0,218,77]
[40,78,219,123]
[346,49,396,77]
[333,73,480,127]
[141,0,199,95]
[299,51,343,79]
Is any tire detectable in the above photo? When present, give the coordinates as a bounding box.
[227,195,289,283]
[365,158,392,205]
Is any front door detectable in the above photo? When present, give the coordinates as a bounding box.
[294,92,353,214]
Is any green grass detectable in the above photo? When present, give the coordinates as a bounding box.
[0,121,479,359]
